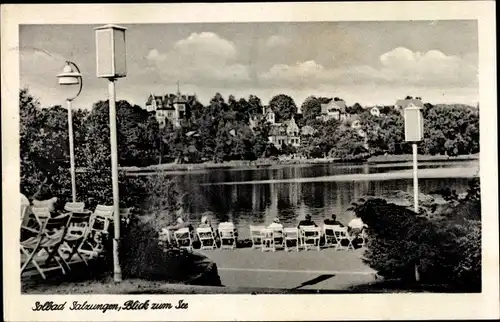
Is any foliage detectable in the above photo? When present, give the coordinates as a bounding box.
[351,189,481,291]
[269,94,297,123]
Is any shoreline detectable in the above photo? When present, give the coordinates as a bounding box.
[121,154,479,173]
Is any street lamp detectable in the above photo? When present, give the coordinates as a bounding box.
[57,61,83,203]
[95,24,127,282]
[404,105,424,213]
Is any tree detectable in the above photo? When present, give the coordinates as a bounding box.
[347,102,364,114]
[301,96,330,122]
[248,94,263,116]
[269,94,297,122]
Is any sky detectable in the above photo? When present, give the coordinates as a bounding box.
[19,20,479,110]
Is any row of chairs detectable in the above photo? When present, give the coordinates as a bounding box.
[159,226,237,251]
[250,225,364,252]
[20,202,131,280]
[160,223,365,252]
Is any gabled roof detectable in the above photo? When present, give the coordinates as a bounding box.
[395,99,424,109]
[321,100,347,114]
[269,124,287,136]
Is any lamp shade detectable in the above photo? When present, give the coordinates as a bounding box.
[404,106,424,142]
[57,63,82,85]
[95,24,127,78]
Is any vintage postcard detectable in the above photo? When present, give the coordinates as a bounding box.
[2,2,498,321]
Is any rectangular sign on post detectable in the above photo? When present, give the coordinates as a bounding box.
[95,24,127,78]
[404,107,424,142]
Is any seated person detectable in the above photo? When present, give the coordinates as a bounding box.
[347,215,367,238]
[217,215,238,241]
[167,217,193,232]
[199,215,212,229]
[268,217,284,241]
[31,177,62,216]
[268,217,284,230]
[324,214,344,227]
[297,214,318,229]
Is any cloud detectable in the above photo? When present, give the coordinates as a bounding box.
[265,35,290,47]
[376,47,477,86]
[258,47,477,89]
[146,32,251,86]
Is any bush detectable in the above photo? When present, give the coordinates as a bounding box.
[352,197,481,291]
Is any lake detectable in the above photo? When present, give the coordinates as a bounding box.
[141,159,479,239]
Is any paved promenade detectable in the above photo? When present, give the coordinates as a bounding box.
[198,247,377,291]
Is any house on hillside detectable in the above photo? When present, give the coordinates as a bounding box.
[268,116,301,148]
[145,87,194,128]
[394,98,424,114]
[318,99,349,122]
[370,106,381,117]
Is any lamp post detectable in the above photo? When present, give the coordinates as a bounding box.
[57,61,83,203]
[404,104,424,283]
[404,105,424,213]
[95,24,127,282]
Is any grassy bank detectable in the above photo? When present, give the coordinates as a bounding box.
[121,154,479,173]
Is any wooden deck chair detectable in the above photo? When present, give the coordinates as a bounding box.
[333,226,355,251]
[20,207,47,278]
[300,226,321,251]
[218,226,237,250]
[196,227,217,250]
[79,205,114,259]
[323,224,340,248]
[284,228,300,252]
[21,213,72,279]
[174,227,193,251]
[261,228,276,252]
[64,202,85,213]
[31,206,52,226]
[249,225,265,249]
[61,210,93,267]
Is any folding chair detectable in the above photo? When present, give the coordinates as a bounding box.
[21,213,72,279]
[284,228,300,252]
[261,228,276,252]
[270,226,285,250]
[31,206,52,226]
[196,227,217,250]
[218,226,237,250]
[79,205,114,259]
[61,210,93,267]
[323,224,339,248]
[64,202,85,213]
[357,229,367,248]
[174,227,193,251]
[333,226,355,251]
[301,226,321,251]
[249,225,265,249]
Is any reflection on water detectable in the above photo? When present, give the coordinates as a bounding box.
[151,161,477,239]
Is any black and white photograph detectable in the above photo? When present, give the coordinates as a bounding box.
[2,2,498,321]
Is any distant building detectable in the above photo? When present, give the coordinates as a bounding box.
[370,107,381,117]
[394,98,424,114]
[318,99,350,122]
[145,85,194,128]
[268,116,301,148]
